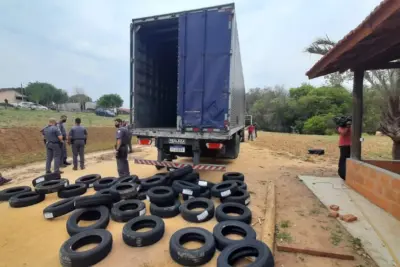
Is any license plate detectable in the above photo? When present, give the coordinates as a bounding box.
[169,138,186,145]
[170,146,185,153]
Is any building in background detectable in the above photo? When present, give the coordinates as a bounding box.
[57,102,97,112]
[0,88,27,104]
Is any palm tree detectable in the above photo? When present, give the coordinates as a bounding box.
[306,36,400,159]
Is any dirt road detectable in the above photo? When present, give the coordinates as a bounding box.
[0,132,376,267]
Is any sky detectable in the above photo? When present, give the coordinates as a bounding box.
[0,0,382,107]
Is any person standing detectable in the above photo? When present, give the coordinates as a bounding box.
[126,121,133,153]
[44,118,64,174]
[114,118,130,177]
[57,115,71,166]
[248,124,254,141]
[254,123,258,138]
[68,118,88,171]
[338,121,352,180]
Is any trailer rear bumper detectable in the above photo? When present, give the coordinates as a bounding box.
[134,158,226,172]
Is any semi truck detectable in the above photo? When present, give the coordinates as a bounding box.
[130,3,246,171]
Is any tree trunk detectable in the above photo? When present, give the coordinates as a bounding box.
[392,141,400,160]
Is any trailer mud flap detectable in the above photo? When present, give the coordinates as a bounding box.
[134,159,226,172]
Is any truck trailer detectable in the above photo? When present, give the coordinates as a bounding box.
[130,3,246,171]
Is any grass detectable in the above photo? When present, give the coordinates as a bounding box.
[252,131,392,161]
[330,225,344,246]
[280,220,291,228]
[0,109,129,128]
[309,207,321,216]
[276,232,293,243]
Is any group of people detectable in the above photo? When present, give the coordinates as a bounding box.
[41,115,87,174]
[42,115,133,177]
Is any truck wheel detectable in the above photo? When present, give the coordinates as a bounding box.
[193,151,200,166]
[240,130,245,143]
[225,134,240,159]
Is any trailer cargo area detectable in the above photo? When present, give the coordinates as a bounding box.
[133,18,179,129]
[130,3,246,167]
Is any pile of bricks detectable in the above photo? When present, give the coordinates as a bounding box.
[328,205,358,223]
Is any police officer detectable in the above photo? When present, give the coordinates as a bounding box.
[40,124,51,144]
[114,118,130,177]
[57,115,71,166]
[68,117,88,171]
[43,118,64,174]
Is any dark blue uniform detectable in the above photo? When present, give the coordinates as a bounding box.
[57,121,68,163]
[116,127,130,177]
[69,125,87,169]
[43,125,62,173]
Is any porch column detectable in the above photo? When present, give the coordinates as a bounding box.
[351,69,364,159]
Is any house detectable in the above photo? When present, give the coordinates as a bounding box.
[0,88,27,104]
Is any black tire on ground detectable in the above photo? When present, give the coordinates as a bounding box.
[122,215,165,247]
[215,203,252,224]
[150,199,181,218]
[117,175,140,184]
[35,179,69,194]
[58,184,87,198]
[110,182,139,200]
[140,175,168,191]
[146,186,176,206]
[180,197,215,223]
[66,206,110,236]
[168,165,193,179]
[9,192,45,208]
[75,174,101,188]
[197,180,215,189]
[111,199,146,222]
[223,172,245,182]
[213,220,257,250]
[211,181,238,198]
[172,180,201,196]
[43,197,75,219]
[59,229,113,267]
[221,188,250,206]
[180,171,200,182]
[182,187,211,201]
[169,227,216,266]
[0,186,32,201]
[233,180,247,190]
[217,239,274,267]
[32,172,61,187]
[95,188,121,203]
[93,177,118,191]
[74,194,114,209]
[137,191,148,201]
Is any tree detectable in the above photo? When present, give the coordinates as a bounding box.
[69,94,92,103]
[306,36,400,158]
[97,94,123,109]
[24,82,68,105]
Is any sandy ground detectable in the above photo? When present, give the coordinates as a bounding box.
[0,132,377,267]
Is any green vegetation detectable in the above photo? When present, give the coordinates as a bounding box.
[0,109,129,128]
[280,220,291,228]
[276,232,293,243]
[97,94,124,108]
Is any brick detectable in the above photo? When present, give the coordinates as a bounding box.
[391,203,400,220]
[340,214,358,222]
[393,179,400,192]
[383,188,397,202]
[328,211,339,218]
[374,183,384,195]
[364,176,375,189]
[329,205,340,211]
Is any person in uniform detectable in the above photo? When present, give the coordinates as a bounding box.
[44,118,64,174]
[114,118,130,177]
[68,117,88,171]
[40,123,51,145]
[57,115,71,166]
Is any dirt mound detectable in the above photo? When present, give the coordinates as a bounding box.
[0,127,117,168]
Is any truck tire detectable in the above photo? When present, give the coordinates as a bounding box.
[180,197,215,223]
[43,197,75,219]
[170,227,216,266]
[122,215,165,247]
[225,134,240,159]
[58,184,87,198]
[9,191,45,208]
[111,199,146,222]
[213,220,257,250]
[59,229,113,267]
[93,177,118,191]
[0,186,32,201]
[215,203,252,224]
[217,240,274,267]
[223,172,245,182]
[66,206,110,236]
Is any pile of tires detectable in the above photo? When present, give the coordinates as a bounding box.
[0,168,275,266]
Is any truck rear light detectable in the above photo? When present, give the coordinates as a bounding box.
[203,128,221,132]
[193,128,200,132]
[138,138,152,145]
[206,143,224,149]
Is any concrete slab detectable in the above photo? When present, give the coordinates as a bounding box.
[298,176,399,267]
